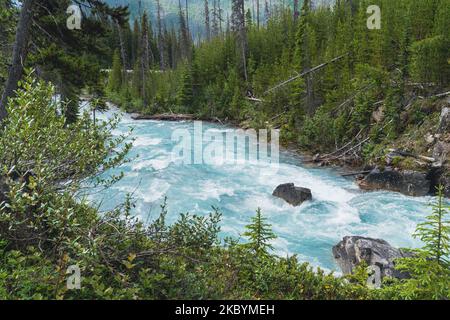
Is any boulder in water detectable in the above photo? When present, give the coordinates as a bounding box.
[332,236,412,280]
[272,183,312,206]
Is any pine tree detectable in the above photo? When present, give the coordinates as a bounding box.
[156,0,166,70]
[204,0,211,40]
[414,185,450,266]
[177,64,194,110]
[108,49,123,94]
[132,19,141,66]
[243,208,277,255]
[212,0,220,36]
[232,0,248,81]
[141,11,152,107]
[256,0,260,28]
[264,0,270,24]
[291,0,312,113]
[178,0,191,60]
[293,0,299,21]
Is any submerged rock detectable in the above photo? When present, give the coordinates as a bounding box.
[332,236,412,280]
[272,183,312,206]
[357,167,430,196]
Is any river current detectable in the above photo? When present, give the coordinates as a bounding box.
[91,108,432,272]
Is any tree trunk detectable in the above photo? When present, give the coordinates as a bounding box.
[156,0,165,70]
[185,0,190,36]
[294,0,299,21]
[256,0,260,29]
[232,0,248,82]
[204,0,211,40]
[141,14,150,107]
[115,20,129,80]
[0,0,35,121]
[212,0,218,36]
[218,0,222,33]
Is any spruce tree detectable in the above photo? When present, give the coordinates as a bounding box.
[414,186,450,266]
[177,64,194,111]
[243,208,277,255]
[108,49,123,94]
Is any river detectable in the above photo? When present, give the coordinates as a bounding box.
[90,108,432,272]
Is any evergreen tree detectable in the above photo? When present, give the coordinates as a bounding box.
[243,208,277,255]
[108,50,123,94]
[141,11,151,107]
[177,64,194,110]
[232,0,248,81]
[204,0,211,40]
[131,18,141,67]
[178,0,191,60]
[414,186,450,266]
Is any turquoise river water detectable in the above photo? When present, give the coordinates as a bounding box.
[90,108,434,272]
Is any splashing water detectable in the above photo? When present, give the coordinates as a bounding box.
[90,107,433,272]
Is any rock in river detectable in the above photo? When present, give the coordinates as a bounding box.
[332,236,412,280]
[272,183,312,206]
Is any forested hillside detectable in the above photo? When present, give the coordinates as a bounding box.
[0,0,449,301]
[105,0,297,37]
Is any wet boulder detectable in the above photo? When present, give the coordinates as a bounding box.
[332,236,412,280]
[357,167,430,197]
[272,183,312,206]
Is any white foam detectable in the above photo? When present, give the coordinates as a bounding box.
[188,180,235,201]
[133,136,162,147]
[140,179,170,203]
[132,157,172,171]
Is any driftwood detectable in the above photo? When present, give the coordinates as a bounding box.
[131,113,195,121]
[431,91,450,98]
[387,149,435,163]
[247,97,264,102]
[405,82,436,87]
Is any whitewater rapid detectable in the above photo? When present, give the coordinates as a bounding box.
[91,108,432,272]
